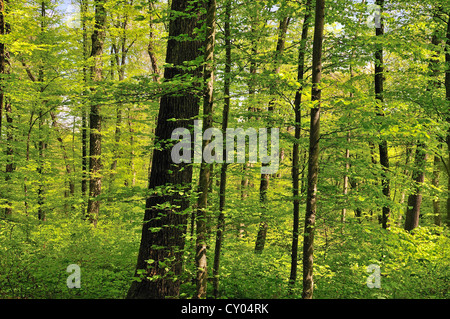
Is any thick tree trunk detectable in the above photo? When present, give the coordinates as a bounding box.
[289,0,312,289]
[86,0,107,227]
[127,0,204,299]
[302,0,325,300]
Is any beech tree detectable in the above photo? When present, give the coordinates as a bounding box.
[126,0,206,299]
[302,0,325,300]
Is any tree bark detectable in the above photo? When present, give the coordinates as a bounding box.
[375,0,390,229]
[212,0,231,297]
[445,14,450,227]
[0,0,5,139]
[127,0,205,299]
[432,153,441,226]
[195,0,216,299]
[404,143,427,231]
[302,0,325,300]
[255,14,290,255]
[289,0,312,289]
[1,0,12,218]
[86,0,107,227]
[80,0,89,201]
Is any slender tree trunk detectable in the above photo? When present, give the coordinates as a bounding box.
[212,0,231,298]
[445,14,450,227]
[86,0,107,227]
[195,0,216,299]
[404,143,427,231]
[0,0,5,139]
[50,112,75,196]
[37,1,46,222]
[110,18,129,180]
[428,27,442,226]
[255,15,290,255]
[432,153,441,226]
[375,0,390,229]
[81,0,89,202]
[398,144,412,225]
[148,0,160,83]
[127,0,205,299]
[4,100,12,218]
[302,0,325,300]
[1,0,12,218]
[289,0,312,289]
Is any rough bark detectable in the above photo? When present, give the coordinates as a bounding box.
[127,0,204,299]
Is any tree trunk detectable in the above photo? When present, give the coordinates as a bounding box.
[375,0,390,229]
[0,0,5,139]
[4,99,12,218]
[37,1,46,222]
[302,0,325,300]
[110,17,129,180]
[1,0,12,218]
[255,14,290,255]
[404,143,427,231]
[80,0,88,201]
[212,0,231,297]
[86,0,107,227]
[432,153,441,226]
[148,0,160,83]
[127,0,205,299]
[289,0,312,289]
[50,112,75,197]
[445,14,450,227]
[195,0,216,299]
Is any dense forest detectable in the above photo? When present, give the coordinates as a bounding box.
[0,0,449,300]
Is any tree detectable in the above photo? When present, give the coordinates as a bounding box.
[86,0,107,227]
[212,0,231,299]
[254,13,290,255]
[446,11,450,227]
[374,0,390,229]
[127,0,205,299]
[0,0,12,218]
[404,143,427,231]
[289,0,312,289]
[195,0,216,299]
[302,0,325,300]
